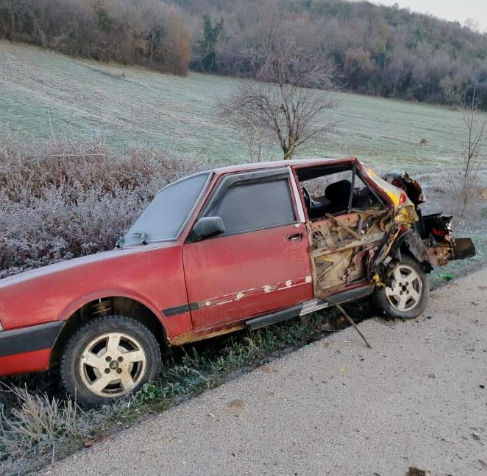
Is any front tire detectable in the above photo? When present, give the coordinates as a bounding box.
[61,316,161,407]
[373,255,429,319]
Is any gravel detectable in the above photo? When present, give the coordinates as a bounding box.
[43,268,487,476]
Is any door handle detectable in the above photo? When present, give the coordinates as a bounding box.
[287,233,304,242]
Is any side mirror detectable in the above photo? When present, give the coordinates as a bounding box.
[189,216,225,242]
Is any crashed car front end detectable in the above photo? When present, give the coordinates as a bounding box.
[375,170,476,271]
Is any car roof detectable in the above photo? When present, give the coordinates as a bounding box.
[212,157,359,175]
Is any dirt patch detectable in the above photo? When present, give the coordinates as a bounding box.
[225,399,246,417]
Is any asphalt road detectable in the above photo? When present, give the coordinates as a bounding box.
[44,268,487,476]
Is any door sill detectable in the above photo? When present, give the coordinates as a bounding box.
[246,284,374,331]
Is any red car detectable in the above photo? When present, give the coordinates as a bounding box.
[0,158,474,405]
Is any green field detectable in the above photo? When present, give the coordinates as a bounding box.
[0,41,470,171]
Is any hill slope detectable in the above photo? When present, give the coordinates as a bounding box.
[3,0,486,107]
[0,42,469,170]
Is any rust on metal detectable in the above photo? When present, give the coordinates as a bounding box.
[190,275,313,312]
[168,322,247,346]
[309,210,394,297]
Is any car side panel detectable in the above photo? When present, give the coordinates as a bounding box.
[0,244,190,375]
[183,223,313,329]
[0,349,51,376]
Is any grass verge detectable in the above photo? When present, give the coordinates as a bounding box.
[0,305,358,475]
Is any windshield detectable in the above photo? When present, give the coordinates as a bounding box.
[123,172,210,245]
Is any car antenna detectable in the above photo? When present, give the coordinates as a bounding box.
[326,298,372,349]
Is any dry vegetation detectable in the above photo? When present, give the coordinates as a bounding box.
[218,8,337,160]
[0,0,191,75]
[0,385,86,471]
[0,134,204,279]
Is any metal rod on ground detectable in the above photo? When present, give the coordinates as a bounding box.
[327,299,372,349]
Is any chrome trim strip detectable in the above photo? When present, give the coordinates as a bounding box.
[300,299,330,316]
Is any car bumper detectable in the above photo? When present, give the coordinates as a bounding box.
[0,321,63,376]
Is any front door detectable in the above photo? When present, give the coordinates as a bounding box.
[183,170,313,330]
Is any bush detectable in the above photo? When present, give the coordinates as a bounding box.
[0,136,203,278]
[0,0,191,76]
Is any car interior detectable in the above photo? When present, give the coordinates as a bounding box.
[296,165,384,221]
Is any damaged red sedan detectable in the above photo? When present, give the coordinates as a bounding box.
[0,158,475,405]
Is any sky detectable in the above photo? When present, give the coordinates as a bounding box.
[373,0,487,31]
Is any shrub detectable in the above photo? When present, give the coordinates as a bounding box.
[0,0,191,76]
[0,136,204,278]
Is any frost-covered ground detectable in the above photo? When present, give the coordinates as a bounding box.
[0,41,469,170]
[0,40,485,280]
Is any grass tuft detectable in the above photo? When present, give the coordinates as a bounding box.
[0,385,95,474]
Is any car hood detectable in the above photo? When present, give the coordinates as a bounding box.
[0,243,176,290]
[0,242,182,331]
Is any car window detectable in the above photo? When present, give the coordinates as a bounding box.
[298,167,384,221]
[205,179,296,235]
[123,172,210,244]
[351,173,384,210]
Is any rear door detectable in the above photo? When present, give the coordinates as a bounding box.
[308,211,386,297]
[296,165,388,298]
[182,169,313,330]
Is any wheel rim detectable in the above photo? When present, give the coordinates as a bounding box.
[79,332,147,398]
[385,264,423,312]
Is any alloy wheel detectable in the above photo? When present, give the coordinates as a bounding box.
[79,332,147,397]
[385,264,423,312]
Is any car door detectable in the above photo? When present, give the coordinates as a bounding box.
[182,168,313,330]
[296,165,389,299]
[308,210,387,298]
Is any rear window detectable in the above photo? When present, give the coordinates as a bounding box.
[123,173,210,245]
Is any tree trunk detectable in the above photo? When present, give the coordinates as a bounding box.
[284,146,294,160]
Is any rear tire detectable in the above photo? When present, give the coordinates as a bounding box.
[61,316,161,407]
[373,255,429,319]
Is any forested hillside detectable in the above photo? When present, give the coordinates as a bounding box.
[1,0,486,107]
[0,0,191,75]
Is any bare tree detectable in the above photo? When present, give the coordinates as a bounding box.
[459,87,486,210]
[218,20,337,160]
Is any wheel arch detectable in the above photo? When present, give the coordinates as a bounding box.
[50,295,168,367]
[396,229,433,273]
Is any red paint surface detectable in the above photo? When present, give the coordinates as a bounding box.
[0,349,51,376]
[184,222,313,329]
[0,243,190,346]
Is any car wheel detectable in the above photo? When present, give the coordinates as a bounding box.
[61,316,161,407]
[373,255,429,319]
